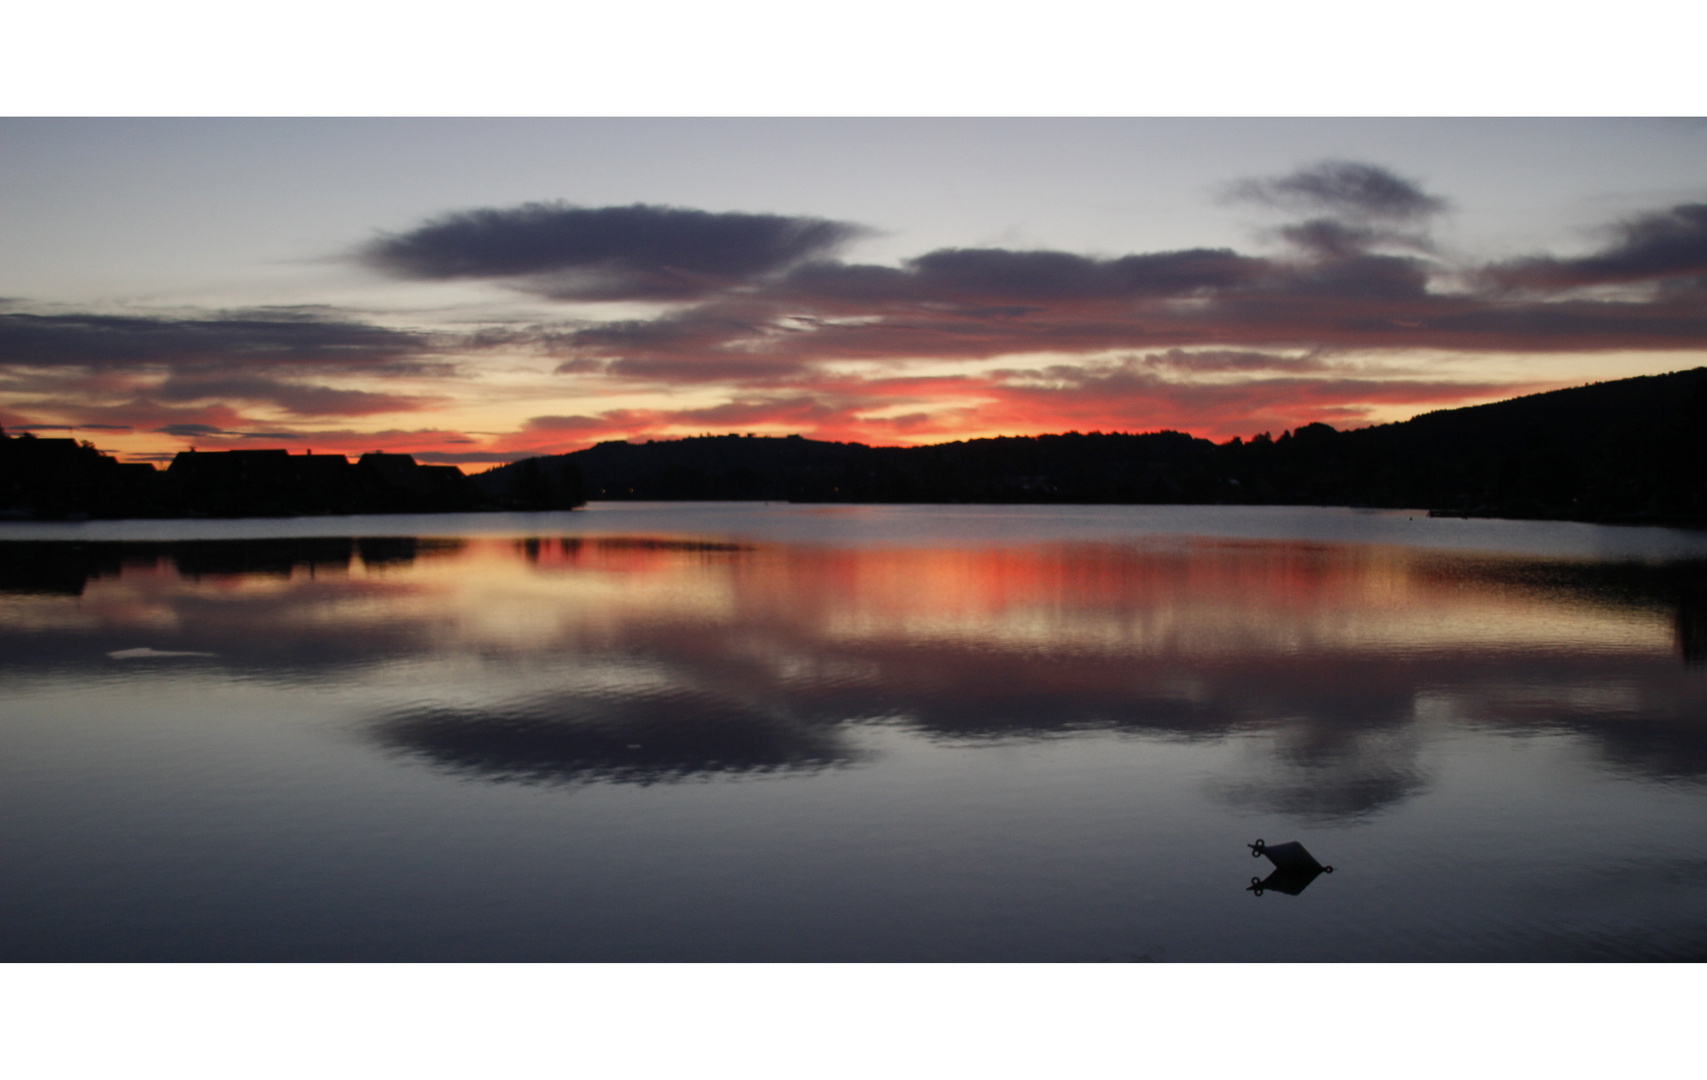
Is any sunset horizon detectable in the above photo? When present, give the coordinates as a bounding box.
[6,119,1705,470]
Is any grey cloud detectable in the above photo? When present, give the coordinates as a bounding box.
[363,192,1707,386]
[362,202,870,300]
[154,375,433,417]
[606,355,810,384]
[553,305,816,383]
[151,423,308,439]
[670,395,841,428]
[0,310,446,374]
[782,246,1265,305]
[1279,217,1435,258]
[1144,349,1328,373]
[153,423,236,437]
[1485,203,1707,289]
[525,414,620,432]
[1261,252,1434,301]
[1232,161,1448,221]
[6,422,133,431]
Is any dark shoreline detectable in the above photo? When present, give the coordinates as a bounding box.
[2,500,1703,531]
[6,366,1705,528]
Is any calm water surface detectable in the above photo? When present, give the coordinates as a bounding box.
[3,503,1705,961]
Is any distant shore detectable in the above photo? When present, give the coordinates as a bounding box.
[6,366,1704,528]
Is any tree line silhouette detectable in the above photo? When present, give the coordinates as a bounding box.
[0,441,587,519]
[497,366,1707,525]
[4,366,1704,524]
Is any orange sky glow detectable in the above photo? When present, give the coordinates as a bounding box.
[4,124,1705,471]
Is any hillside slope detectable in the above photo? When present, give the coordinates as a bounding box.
[493,367,1707,524]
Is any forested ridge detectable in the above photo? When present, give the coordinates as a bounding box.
[485,367,1707,525]
[5,367,1704,524]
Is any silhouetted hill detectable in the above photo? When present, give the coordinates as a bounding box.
[0,438,587,520]
[466,453,589,510]
[1333,369,1707,520]
[4,367,1703,523]
[507,367,1707,524]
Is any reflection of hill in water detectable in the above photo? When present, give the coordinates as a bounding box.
[0,536,465,594]
[1433,557,1707,666]
[0,542,127,595]
[371,692,855,785]
[9,532,1707,807]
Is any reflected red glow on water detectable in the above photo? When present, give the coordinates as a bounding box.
[3,515,1707,960]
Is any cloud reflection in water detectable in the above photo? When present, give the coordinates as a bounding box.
[3,532,1705,813]
[371,690,857,784]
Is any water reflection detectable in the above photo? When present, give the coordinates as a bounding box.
[1246,838,1335,897]
[1248,866,1331,897]
[373,691,855,784]
[2,534,1705,812]
[0,536,466,594]
[7,512,1707,961]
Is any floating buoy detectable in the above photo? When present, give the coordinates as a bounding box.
[1246,839,1334,897]
[1249,838,1333,873]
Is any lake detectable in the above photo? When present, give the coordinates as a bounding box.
[3,503,1705,961]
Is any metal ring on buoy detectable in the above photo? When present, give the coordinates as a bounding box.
[1249,839,1266,857]
[1249,876,1265,896]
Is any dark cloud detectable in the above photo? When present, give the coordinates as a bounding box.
[1485,203,1707,289]
[1280,218,1381,257]
[978,360,1532,437]
[526,414,618,433]
[362,202,870,300]
[553,304,819,383]
[1261,252,1434,301]
[781,246,1265,306]
[671,395,842,429]
[1143,348,1327,373]
[5,422,133,431]
[607,355,812,384]
[1278,217,1435,258]
[1231,160,1448,221]
[152,422,308,439]
[0,310,444,374]
[524,410,653,434]
[543,235,1707,386]
[154,423,241,437]
[0,308,463,435]
[158,423,225,436]
[154,375,434,417]
[523,188,1707,387]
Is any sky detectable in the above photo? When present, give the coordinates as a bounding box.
[4,118,1707,468]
